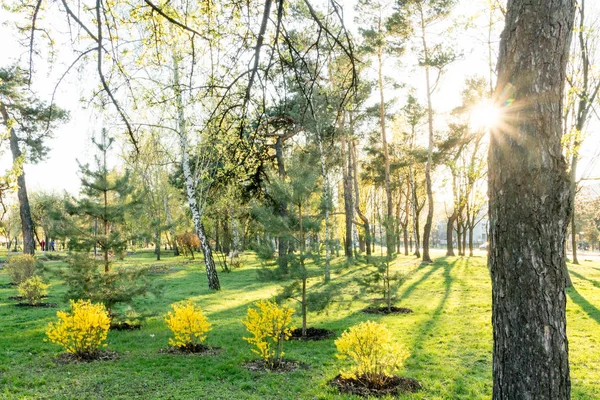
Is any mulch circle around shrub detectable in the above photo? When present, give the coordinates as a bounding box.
[8,295,49,301]
[0,283,18,289]
[362,306,414,315]
[159,344,221,356]
[55,350,120,364]
[110,322,142,331]
[289,327,336,341]
[14,302,57,308]
[243,359,308,373]
[329,374,422,397]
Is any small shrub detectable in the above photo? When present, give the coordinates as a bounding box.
[5,254,40,284]
[46,299,111,358]
[243,300,294,368]
[18,276,49,305]
[164,300,211,350]
[335,321,407,387]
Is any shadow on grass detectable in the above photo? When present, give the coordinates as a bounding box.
[407,259,456,355]
[567,286,600,325]
[570,270,600,290]
[396,261,445,303]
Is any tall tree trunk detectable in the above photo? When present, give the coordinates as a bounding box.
[457,222,463,256]
[2,105,35,255]
[154,230,161,261]
[342,133,354,260]
[468,225,473,257]
[316,129,331,282]
[409,165,420,258]
[173,54,220,291]
[419,10,434,263]
[351,139,371,256]
[274,137,289,271]
[446,212,456,256]
[377,50,394,259]
[489,1,575,398]
[164,196,178,256]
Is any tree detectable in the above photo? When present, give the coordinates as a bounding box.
[0,66,68,254]
[65,129,138,272]
[564,0,600,269]
[395,0,457,262]
[489,1,576,398]
[356,0,409,259]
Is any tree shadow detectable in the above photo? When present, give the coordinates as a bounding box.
[569,270,600,290]
[567,287,600,326]
[406,259,456,355]
[396,262,444,303]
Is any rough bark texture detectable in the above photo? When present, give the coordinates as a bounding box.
[489,1,575,398]
[2,105,35,255]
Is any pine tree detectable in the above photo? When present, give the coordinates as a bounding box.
[254,150,337,337]
[65,129,138,272]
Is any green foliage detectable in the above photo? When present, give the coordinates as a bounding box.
[356,258,405,311]
[335,320,407,387]
[17,276,48,305]
[64,129,140,271]
[243,300,294,368]
[60,253,161,315]
[0,66,69,163]
[5,254,40,284]
[45,299,110,358]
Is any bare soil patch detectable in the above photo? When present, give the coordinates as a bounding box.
[329,374,422,397]
[362,306,414,315]
[289,327,335,341]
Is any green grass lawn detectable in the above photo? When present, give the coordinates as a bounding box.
[1,249,599,399]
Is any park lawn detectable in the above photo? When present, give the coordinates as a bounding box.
[0,249,598,399]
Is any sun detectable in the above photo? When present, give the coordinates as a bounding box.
[470,101,501,131]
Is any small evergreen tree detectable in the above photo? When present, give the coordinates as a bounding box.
[65,129,138,272]
[254,151,338,337]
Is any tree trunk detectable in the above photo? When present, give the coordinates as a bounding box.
[419,10,434,263]
[155,230,161,261]
[342,134,354,260]
[378,50,394,260]
[447,212,456,256]
[403,227,409,256]
[351,139,371,256]
[173,54,220,291]
[274,137,289,271]
[489,1,575,398]
[316,129,331,281]
[468,225,473,257]
[2,105,35,256]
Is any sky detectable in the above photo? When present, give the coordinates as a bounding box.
[1,0,600,200]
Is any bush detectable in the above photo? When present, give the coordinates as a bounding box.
[164,300,211,350]
[5,254,40,284]
[46,299,111,358]
[60,253,160,315]
[18,276,49,305]
[243,300,294,368]
[335,321,407,387]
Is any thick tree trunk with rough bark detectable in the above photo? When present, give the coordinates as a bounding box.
[489,1,575,398]
[2,105,35,255]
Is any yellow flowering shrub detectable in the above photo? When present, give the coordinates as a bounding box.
[335,321,407,387]
[243,300,294,367]
[18,276,49,305]
[164,300,211,350]
[46,299,110,358]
